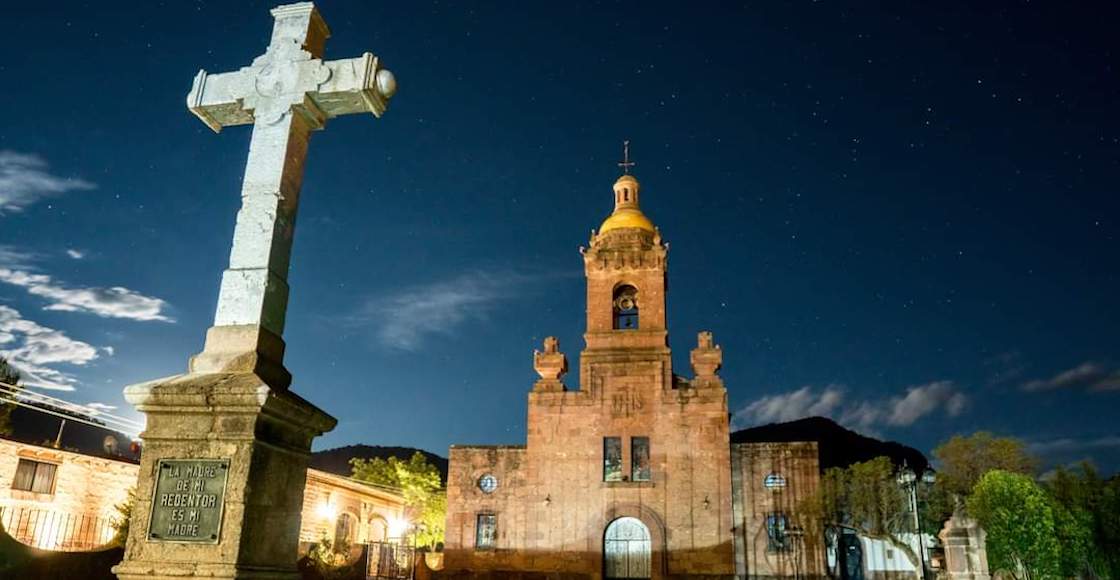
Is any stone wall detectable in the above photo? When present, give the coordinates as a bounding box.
[0,436,406,553]
[443,379,734,580]
[0,436,137,549]
[299,467,408,548]
[444,446,534,572]
[731,442,825,580]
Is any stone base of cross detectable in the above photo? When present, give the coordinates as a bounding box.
[114,3,395,579]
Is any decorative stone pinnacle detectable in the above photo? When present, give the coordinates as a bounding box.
[533,336,568,392]
[690,331,723,387]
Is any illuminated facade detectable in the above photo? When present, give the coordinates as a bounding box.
[0,436,406,553]
[443,172,824,580]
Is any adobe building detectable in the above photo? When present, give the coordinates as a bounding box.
[443,171,825,580]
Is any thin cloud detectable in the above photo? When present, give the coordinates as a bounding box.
[355,270,545,352]
[85,402,118,415]
[0,246,38,269]
[0,305,100,391]
[885,381,967,425]
[0,267,173,322]
[1027,436,1120,457]
[733,385,845,425]
[733,381,967,432]
[1020,361,1120,393]
[0,150,95,212]
[66,249,86,260]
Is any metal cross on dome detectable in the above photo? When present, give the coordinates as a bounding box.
[618,140,636,175]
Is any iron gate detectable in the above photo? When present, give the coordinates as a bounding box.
[366,541,415,580]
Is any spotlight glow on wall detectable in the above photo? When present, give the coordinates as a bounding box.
[315,502,337,521]
[387,515,410,538]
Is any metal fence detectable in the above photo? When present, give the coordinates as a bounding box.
[365,541,415,580]
[0,506,119,551]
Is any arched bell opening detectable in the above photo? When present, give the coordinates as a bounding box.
[612,284,639,330]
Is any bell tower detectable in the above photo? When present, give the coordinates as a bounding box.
[445,143,735,580]
[579,168,672,391]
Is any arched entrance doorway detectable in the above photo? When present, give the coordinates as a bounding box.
[604,517,651,579]
[839,533,864,580]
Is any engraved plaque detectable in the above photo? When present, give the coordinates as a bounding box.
[148,458,230,543]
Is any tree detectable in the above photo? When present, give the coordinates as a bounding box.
[933,432,1038,500]
[1045,463,1119,579]
[350,452,445,549]
[928,432,1039,528]
[111,487,138,547]
[0,356,22,436]
[1049,497,1092,579]
[967,470,1060,580]
[1101,477,1120,580]
[802,457,922,572]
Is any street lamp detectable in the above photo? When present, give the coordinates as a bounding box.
[897,463,936,580]
[785,525,805,580]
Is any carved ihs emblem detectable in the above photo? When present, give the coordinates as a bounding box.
[610,388,645,418]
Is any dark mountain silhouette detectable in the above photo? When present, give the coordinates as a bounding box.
[5,403,140,463]
[310,445,449,484]
[732,416,929,473]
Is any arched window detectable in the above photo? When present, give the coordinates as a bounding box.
[368,516,389,543]
[334,513,354,550]
[613,285,639,330]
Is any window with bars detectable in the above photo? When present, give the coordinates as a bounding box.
[603,437,623,482]
[766,512,790,552]
[631,437,651,481]
[12,459,57,494]
[475,514,497,549]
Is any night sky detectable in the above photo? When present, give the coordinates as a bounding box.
[2,1,1117,472]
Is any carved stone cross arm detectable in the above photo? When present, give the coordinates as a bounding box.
[187,51,396,132]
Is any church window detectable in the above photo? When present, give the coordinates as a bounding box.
[613,285,639,330]
[631,437,651,481]
[603,437,623,481]
[766,512,790,552]
[12,459,57,494]
[476,514,497,549]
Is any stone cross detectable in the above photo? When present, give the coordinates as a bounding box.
[115,5,379,578]
[185,2,396,388]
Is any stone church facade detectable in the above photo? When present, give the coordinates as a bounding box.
[443,173,825,580]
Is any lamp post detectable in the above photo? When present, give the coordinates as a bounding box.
[786,525,805,580]
[897,464,936,580]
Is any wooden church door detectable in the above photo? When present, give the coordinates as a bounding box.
[604,517,651,579]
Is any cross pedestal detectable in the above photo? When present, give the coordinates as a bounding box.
[938,511,992,580]
[113,374,335,580]
[114,3,396,579]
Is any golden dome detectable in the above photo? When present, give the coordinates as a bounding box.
[600,208,655,233]
[598,174,655,234]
